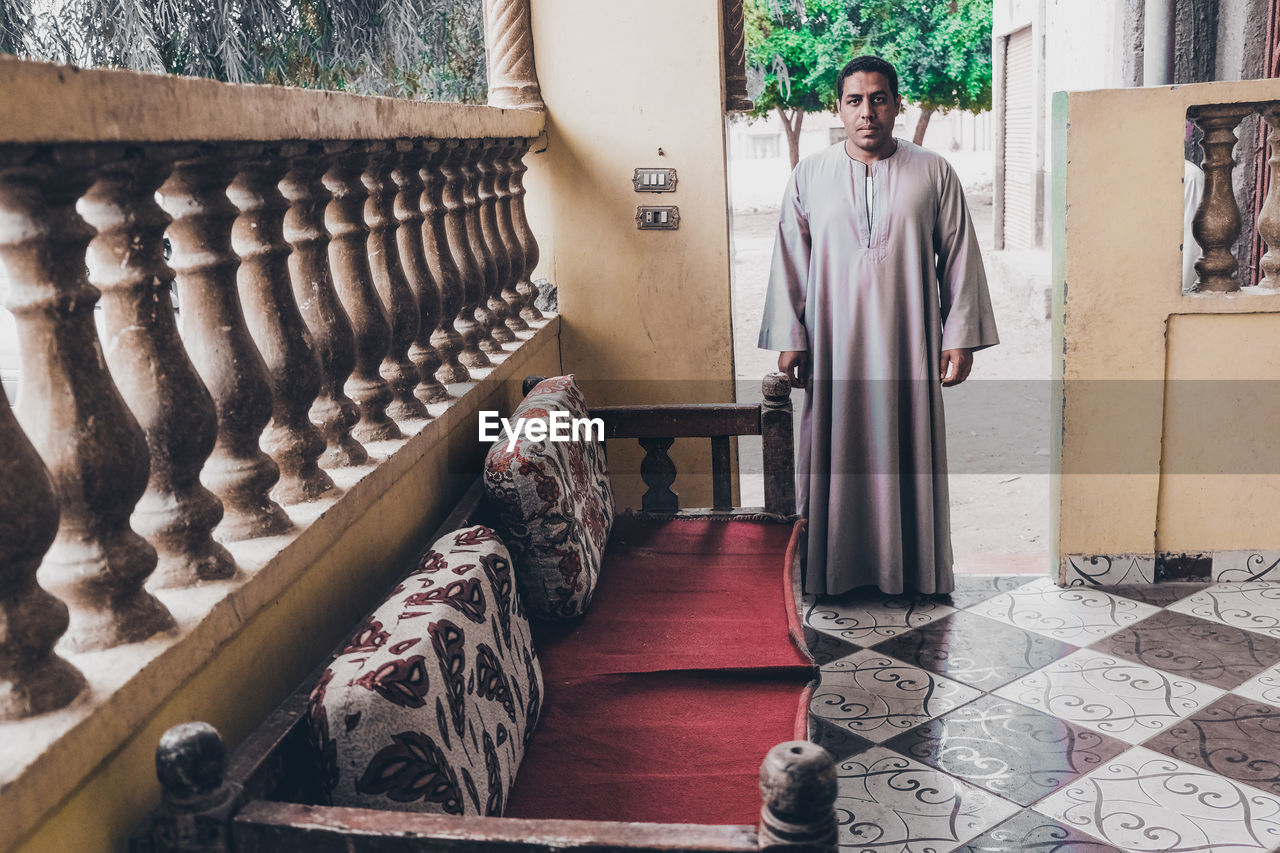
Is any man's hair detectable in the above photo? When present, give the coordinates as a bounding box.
[836,55,899,101]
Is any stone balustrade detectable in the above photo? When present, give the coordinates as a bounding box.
[0,60,548,729]
[1187,101,1280,292]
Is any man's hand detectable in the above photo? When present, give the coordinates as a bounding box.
[779,350,809,388]
[940,348,973,387]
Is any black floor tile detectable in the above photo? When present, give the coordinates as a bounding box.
[808,714,872,761]
[1091,608,1280,690]
[803,625,860,665]
[883,694,1130,807]
[955,808,1123,852]
[1143,693,1280,798]
[871,609,1076,691]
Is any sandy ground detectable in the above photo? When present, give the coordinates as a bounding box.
[731,149,1053,576]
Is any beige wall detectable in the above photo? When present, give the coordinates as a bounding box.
[523,0,737,509]
[1054,80,1280,573]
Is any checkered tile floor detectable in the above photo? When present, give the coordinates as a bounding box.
[804,576,1280,852]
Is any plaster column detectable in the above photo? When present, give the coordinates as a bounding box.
[323,143,401,442]
[230,147,336,503]
[84,149,234,586]
[280,149,368,468]
[160,151,294,541]
[3,148,174,650]
[364,147,431,422]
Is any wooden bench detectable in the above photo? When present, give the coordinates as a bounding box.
[131,373,837,853]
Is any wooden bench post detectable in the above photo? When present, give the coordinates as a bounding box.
[761,373,796,516]
[758,741,838,852]
[134,723,243,853]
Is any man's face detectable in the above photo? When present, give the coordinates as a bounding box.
[838,71,901,158]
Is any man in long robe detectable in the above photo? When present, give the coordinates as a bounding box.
[757,55,999,596]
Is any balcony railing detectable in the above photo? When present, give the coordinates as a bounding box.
[0,52,551,848]
[1187,101,1280,292]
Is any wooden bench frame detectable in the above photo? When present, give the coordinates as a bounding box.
[132,373,836,853]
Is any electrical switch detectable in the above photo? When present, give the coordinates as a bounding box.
[636,205,680,230]
[633,168,678,193]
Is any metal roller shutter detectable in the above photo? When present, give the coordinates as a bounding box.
[1002,26,1035,249]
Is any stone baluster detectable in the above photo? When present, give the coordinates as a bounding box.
[483,0,545,110]
[507,137,545,322]
[323,143,401,441]
[391,142,450,404]
[493,138,531,334]
[1258,104,1280,289]
[229,147,337,503]
[757,741,838,851]
[364,147,431,422]
[460,141,506,355]
[420,141,471,384]
[82,149,235,588]
[280,150,367,468]
[476,139,518,343]
[0,383,86,718]
[440,140,491,369]
[1190,104,1254,293]
[160,151,293,540]
[0,147,174,650]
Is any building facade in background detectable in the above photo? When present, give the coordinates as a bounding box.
[993,0,1276,262]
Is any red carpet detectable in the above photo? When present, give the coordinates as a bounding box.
[505,519,815,826]
[505,670,811,825]
[530,517,812,680]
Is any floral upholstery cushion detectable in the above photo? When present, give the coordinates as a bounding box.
[482,375,614,619]
[308,525,543,816]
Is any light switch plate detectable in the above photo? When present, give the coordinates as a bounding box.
[636,205,680,230]
[633,168,678,193]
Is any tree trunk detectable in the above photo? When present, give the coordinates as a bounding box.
[912,107,936,146]
[777,106,805,170]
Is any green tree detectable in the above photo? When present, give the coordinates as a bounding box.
[857,0,992,145]
[0,0,487,101]
[745,0,862,169]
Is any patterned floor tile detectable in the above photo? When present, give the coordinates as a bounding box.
[1061,554,1156,587]
[1168,583,1280,639]
[993,647,1223,744]
[954,808,1124,852]
[1033,746,1280,851]
[803,592,954,647]
[809,714,874,761]
[1106,582,1211,608]
[802,626,861,666]
[967,577,1159,643]
[871,609,1077,691]
[1212,552,1280,583]
[884,694,1129,806]
[949,574,1040,610]
[1091,609,1280,690]
[812,648,981,742]
[834,745,1021,852]
[1143,694,1280,798]
[1235,662,1280,706]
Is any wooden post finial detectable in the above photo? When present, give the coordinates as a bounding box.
[761,372,796,516]
[758,740,838,851]
[141,722,244,853]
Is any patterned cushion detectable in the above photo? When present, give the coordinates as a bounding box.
[308,525,543,816]
[483,375,614,618]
